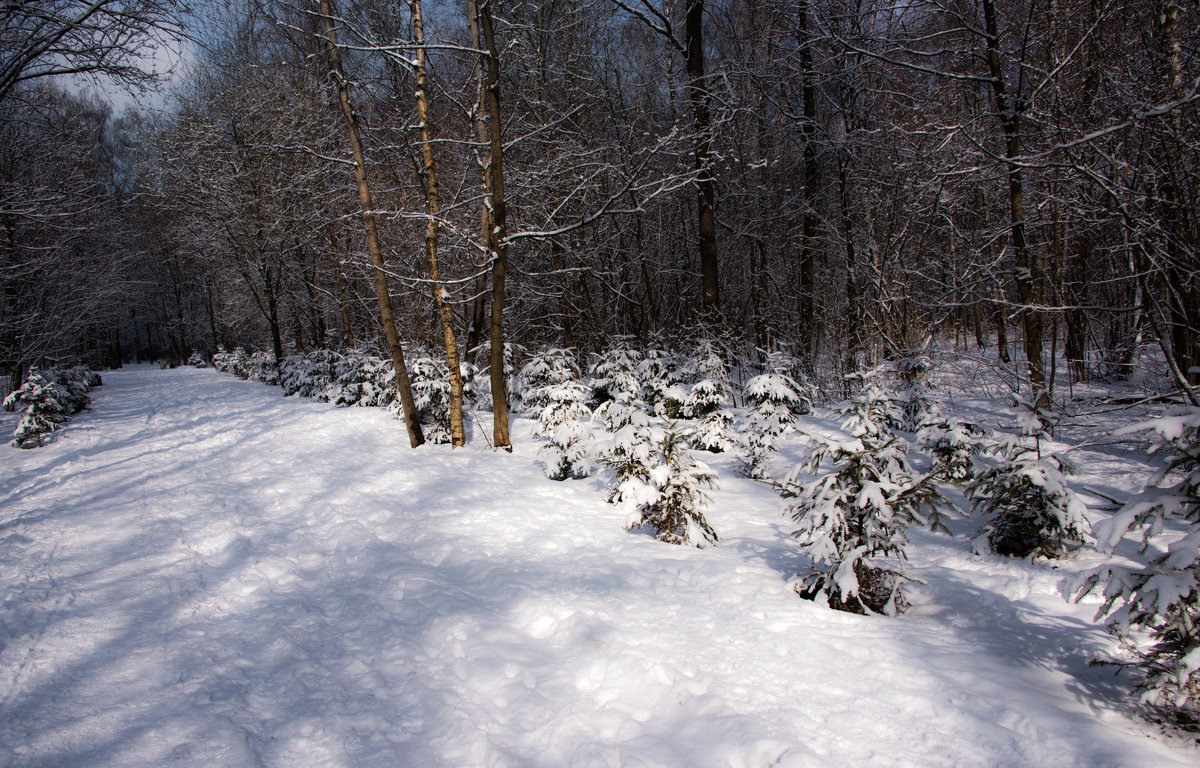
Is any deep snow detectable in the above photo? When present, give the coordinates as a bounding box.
[1,365,1196,767]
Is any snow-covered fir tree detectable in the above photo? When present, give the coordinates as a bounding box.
[967,394,1089,558]
[741,351,814,478]
[6,369,71,448]
[531,372,595,480]
[781,432,954,615]
[4,366,99,448]
[638,348,687,417]
[212,347,249,378]
[279,349,340,400]
[895,353,937,431]
[690,339,730,384]
[244,351,279,384]
[459,361,480,411]
[1071,407,1200,718]
[520,347,579,416]
[409,352,453,443]
[587,344,642,411]
[186,351,207,368]
[683,340,737,452]
[837,367,903,439]
[917,417,989,483]
[602,419,718,547]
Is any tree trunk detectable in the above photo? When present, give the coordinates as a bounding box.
[981,0,1045,402]
[264,263,284,363]
[318,0,424,447]
[685,0,719,315]
[465,0,493,358]
[797,0,818,364]
[411,0,466,447]
[477,0,511,450]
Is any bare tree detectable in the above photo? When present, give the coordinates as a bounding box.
[0,0,185,104]
[317,0,424,447]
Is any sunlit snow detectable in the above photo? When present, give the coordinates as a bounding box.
[1,366,1195,767]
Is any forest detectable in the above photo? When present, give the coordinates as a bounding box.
[3,0,1200,740]
[2,0,1197,408]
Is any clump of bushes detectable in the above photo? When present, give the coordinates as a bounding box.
[4,365,102,448]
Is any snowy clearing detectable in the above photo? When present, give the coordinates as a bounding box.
[1,366,1196,767]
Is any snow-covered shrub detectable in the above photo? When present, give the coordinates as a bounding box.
[895,353,937,431]
[966,395,1089,558]
[638,348,687,417]
[690,339,730,387]
[332,349,391,407]
[917,417,988,484]
[594,391,645,433]
[243,352,279,385]
[602,420,718,547]
[1071,408,1200,718]
[212,347,249,378]
[279,350,340,399]
[187,351,208,368]
[782,433,954,615]
[588,345,642,411]
[5,369,70,448]
[55,366,97,413]
[409,351,453,444]
[356,353,397,408]
[4,366,100,448]
[741,352,814,478]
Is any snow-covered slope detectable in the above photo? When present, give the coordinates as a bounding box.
[1,366,1194,767]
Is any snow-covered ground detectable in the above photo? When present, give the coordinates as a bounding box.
[1,365,1196,767]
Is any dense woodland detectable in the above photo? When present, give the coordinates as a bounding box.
[2,0,1197,412]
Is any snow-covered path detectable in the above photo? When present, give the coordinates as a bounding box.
[1,367,1195,767]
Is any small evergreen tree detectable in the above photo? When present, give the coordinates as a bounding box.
[917,417,988,483]
[187,351,208,368]
[212,347,251,379]
[837,368,903,439]
[408,351,453,443]
[782,433,954,615]
[332,349,373,405]
[587,345,642,410]
[690,339,730,385]
[895,353,937,431]
[638,348,686,417]
[4,366,100,448]
[280,349,340,400]
[532,375,594,480]
[520,347,579,416]
[683,340,738,453]
[1072,408,1200,719]
[244,352,279,384]
[6,369,71,448]
[966,395,1089,558]
[686,379,738,454]
[741,351,814,478]
[602,420,718,547]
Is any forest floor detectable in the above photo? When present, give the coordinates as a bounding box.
[1,363,1198,767]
